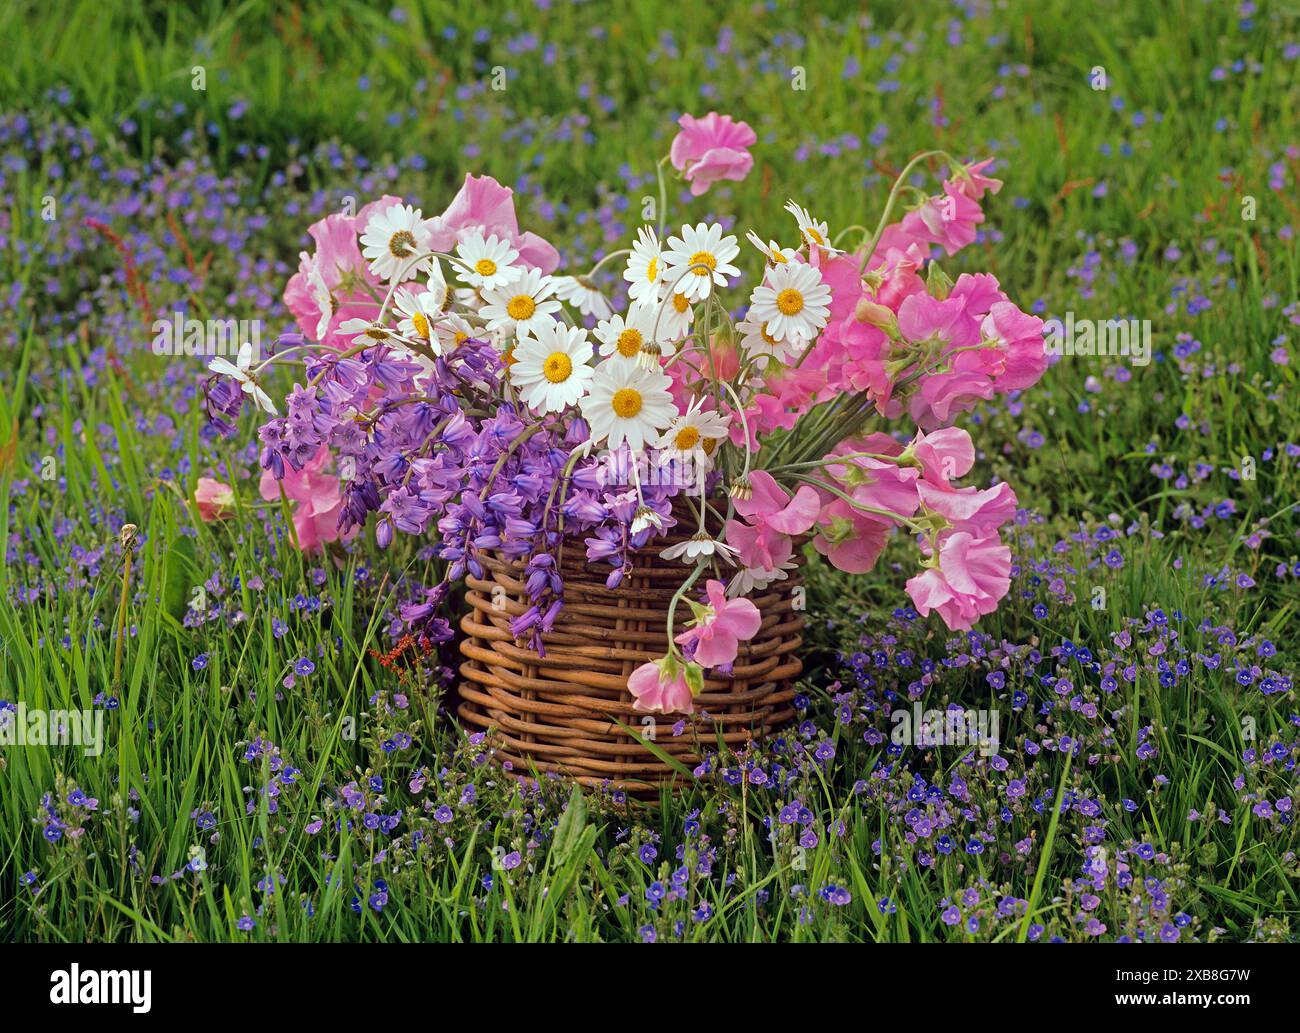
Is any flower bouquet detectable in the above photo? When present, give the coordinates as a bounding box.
[207,111,1047,788]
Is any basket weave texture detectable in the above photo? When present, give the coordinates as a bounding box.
[457,534,804,795]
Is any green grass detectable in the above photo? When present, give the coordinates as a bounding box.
[0,0,1298,942]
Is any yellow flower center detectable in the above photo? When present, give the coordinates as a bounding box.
[701,437,718,455]
[412,312,430,339]
[454,330,469,347]
[506,295,536,320]
[776,288,804,316]
[805,226,825,246]
[674,426,701,450]
[543,351,573,383]
[771,249,788,264]
[616,328,643,358]
[645,257,659,282]
[612,388,642,418]
[389,230,416,258]
[365,327,388,340]
[688,250,716,276]
[761,324,780,346]
[475,258,498,277]
[672,293,690,313]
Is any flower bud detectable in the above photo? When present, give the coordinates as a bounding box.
[854,297,896,330]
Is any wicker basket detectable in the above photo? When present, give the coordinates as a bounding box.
[457,531,804,796]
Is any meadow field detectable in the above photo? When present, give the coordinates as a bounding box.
[0,0,1298,943]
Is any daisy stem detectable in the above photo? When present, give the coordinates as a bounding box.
[655,155,670,237]
[584,248,631,279]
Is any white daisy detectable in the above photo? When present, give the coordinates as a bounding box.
[747,260,832,345]
[654,398,730,482]
[394,286,445,354]
[736,314,794,366]
[655,397,731,455]
[479,268,561,338]
[424,258,451,314]
[661,222,741,302]
[360,203,433,282]
[338,317,401,347]
[784,200,843,255]
[624,226,665,305]
[509,320,594,414]
[594,303,669,368]
[454,231,523,292]
[552,275,614,320]
[661,532,739,565]
[745,231,799,267]
[208,341,277,415]
[433,313,478,353]
[580,362,677,452]
[650,290,695,343]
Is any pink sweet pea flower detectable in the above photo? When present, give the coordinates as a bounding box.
[725,517,796,573]
[862,226,929,309]
[906,531,1012,631]
[914,426,976,487]
[824,442,920,520]
[812,498,891,574]
[424,173,560,273]
[669,112,756,196]
[900,183,985,256]
[194,478,235,522]
[917,480,1019,538]
[946,157,1003,201]
[725,471,819,572]
[733,471,821,533]
[969,301,1048,391]
[259,446,352,553]
[628,657,696,714]
[730,394,800,449]
[909,370,997,430]
[283,203,393,347]
[675,579,762,667]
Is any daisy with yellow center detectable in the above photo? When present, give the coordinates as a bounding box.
[509,320,594,414]
[661,221,741,302]
[653,289,696,343]
[655,397,731,473]
[360,203,434,282]
[337,317,399,346]
[580,362,677,452]
[454,231,523,292]
[393,285,446,355]
[433,313,477,353]
[594,302,670,368]
[479,268,561,338]
[745,230,799,267]
[735,314,792,365]
[624,226,665,305]
[747,259,832,347]
[784,200,844,256]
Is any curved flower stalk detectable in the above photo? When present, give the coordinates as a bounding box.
[205,112,1048,659]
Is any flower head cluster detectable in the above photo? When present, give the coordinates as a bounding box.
[206,115,1049,713]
